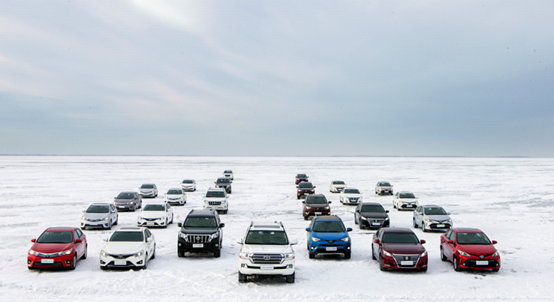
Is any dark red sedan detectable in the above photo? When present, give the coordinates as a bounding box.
[372,227,427,271]
[440,227,500,272]
[27,227,87,270]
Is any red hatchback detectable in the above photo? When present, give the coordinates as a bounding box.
[27,227,87,270]
[372,227,428,271]
[440,228,500,272]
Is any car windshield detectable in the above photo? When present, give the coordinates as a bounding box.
[312,220,346,232]
[298,182,313,188]
[184,217,217,228]
[306,196,327,204]
[382,232,420,244]
[143,204,165,211]
[167,189,182,194]
[361,205,385,213]
[110,231,144,242]
[182,180,193,184]
[379,182,391,186]
[296,174,307,178]
[344,189,360,194]
[141,184,154,189]
[333,181,345,185]
[206,191,225,198]
[224,170,232,173]
[399,193,416,198]
[86,205,109,213]
[424,207,447,215]
[37,231,73,244]
[217,178,230,183]
[456,232,491,245]
[245,231,289,245]
[116,193,134,199]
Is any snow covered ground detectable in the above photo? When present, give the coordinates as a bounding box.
[1,156,553,301]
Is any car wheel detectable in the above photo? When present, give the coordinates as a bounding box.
[69,254,77,270]
[359,222,364,230]
[492,268,499,272]
[107,220,112,230]
[141,255,148,270]
[114,215,118,225]
[393,203,396,209]
[453,256,461,271]
[372,246,377,260]
[309,252,315,259]
[170,214,174,224]
[164,218,168,228]
[379,255,386,271]
[81,245,88,260]
[413,218,417,228]
[303,215,308,221]
[420,267,427,272]
[151,245,156,259]
[238,272,247,283]
[440,247,447,261]
[344,253,351,260]
[286,273,295,283]
[354,215,358,224]
[100,265,107,270]
[214,249,221,258]
[422,222,427,232]
[178,249,184,257]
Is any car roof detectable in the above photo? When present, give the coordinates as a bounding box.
[45,227,75,231]
[359,202,383,206]
[381,227,413,233]
[115,227,144,232]
[89,203,111,206]
[182,179,195,182]
[313,215,342,222]
[224,170,232,172]
[207,187,225,192]
[421,204,442,208]
[119,191,136,194]
[453,227,482,233]
[250,221,284,230]
[187,209,216,217]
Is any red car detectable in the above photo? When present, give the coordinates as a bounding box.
[440,227,500,272]
[27,227,87,270]
[372,227,427,271]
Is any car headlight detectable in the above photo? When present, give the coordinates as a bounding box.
[425,218,432,222]
[103,216,109,221]
[100,250,107,257]
[492,251,499,257]
[360,216,367,220]
[383,250,393,257]
[29,249,39,256]
[324,206,330,210]
[311,237,321,242]
[239,252,252,259]
[420,251,427,257]
[282,252,295,260]
[457,250,470,257]
[179,232,187,240]
[340,237,350,242]
[133,250,145,257]
[447,219,452,223]
[53,248,73,257]
[209,233,219,241]
[81,216,87,221]
[384,217,389,221]
[305,206,311,210]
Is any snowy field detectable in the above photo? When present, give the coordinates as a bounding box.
[1,156,553,301]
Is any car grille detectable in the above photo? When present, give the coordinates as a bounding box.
[251,253,283,264]
[348,198,359,203]
[34,252,59,258]
[392,254,419,267]
[87,218,104,222]
[208,201,222,205]
[107,253,134,259]
[186,235,211,243]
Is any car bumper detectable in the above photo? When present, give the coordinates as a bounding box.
[137,218,167,227]
[100,254,147,268]
[203,204,228,212]
[166,198,185,204]
[181,186,196,192]
[114,204,136,211]
[28,254,74,269]
[139,192,156,197]
[399,203,418,210]
[178,238,220,253]
[381,254,427,270]
[360,218,389,229]
[238,259,295,276]
[309,243,351,256]
[377,189,393,195]
[458,256,500,270]
[422,222,452,231]
[81,220,111,229]
[330,187,345,193]
[304,209,331,218]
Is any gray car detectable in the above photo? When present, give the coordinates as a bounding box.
[354,202,390,229]
[81,203,119,230]
[413,205,452,232]
[139,183,158,198]
[113,191,142,211]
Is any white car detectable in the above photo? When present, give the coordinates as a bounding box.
[81,203,118,230]
[413,205,452,232]
[237,221,297,283]
[203,187,228,214]
[138,183,158,198]
[99,227,156,270]
[339,187,363,205]
[393,191,419,210]
[137,202,174,228]
[375,181,393,195]
[223,170,234,180]
[181,179,196,192]
[164,188,187,205]
[329,180,346,193]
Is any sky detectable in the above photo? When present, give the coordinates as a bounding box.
[1,0,553,157]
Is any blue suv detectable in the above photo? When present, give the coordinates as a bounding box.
[306,215,352,259]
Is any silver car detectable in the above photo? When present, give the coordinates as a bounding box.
[81,203,118,230]
[139,183,158,198]
[375,181,393,195]
[113,191,142,211]
[413,205,452,232]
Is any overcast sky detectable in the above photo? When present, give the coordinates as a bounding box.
[1,1,553,157]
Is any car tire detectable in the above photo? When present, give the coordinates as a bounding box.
[440,247,447,261]
[164,218,168,228]
[344,253,351,259]
[178,249,184,257]
[309,252,315,259]
[422,222,427,232]
[69,254,77,270]
[413,219,417,228]
[151,245,156,259]
[142,255,148,270]
[81,245,87,260]
[107,220,112,230]
[100,265,107,270]
[214,249,221,258]
[238,272,247,283]
[114,216,118,225]
[453,256,461,271]
[303,215,308,221]
[492,268,499,272]
[379,255,386,271]
[393,203,396,209]
[359,222,364,230]
[372,246,377,260]
[354,216,358,224]
[420,267,427,272]
[286,273,295,283]
[170,214,174,224]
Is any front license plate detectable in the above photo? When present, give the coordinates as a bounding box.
[372,222,381,226]
[436,224,445,228]
[400,261,414,266]
[476,261,488,266]
[260,265,274,270]
[114,260,126,266]
[315,212,322,215]
[326,247,337,252]
[41,259,54,264]
[118,206,125,208]
[193,244,204,248]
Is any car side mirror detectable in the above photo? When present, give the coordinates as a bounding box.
[82,210,86,213]
[328,201,332,204]
[104,238,108,242]
[347,227,352,232]
[290,240,298,245]
[447,240,454,244]
[75,238,82,243]
[31,238,36,242]
[177,222,182,227]
[385,210,389,213]
[313,186,316,188]
[236,239,243,245]
[302,201,305,203]
[147,237,153,242]
[492,240,497,244]
[220,223,225,228]
[296,186,299,188]
[374,239,380,244]
[420,239,426,244]
[305,227,311,232]
[447,212,451,215]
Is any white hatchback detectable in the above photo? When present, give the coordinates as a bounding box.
[137,202,174,228]
[164,188,187,205]
[99,227,156,270]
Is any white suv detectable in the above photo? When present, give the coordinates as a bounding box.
[237,221,297,283]
[203,188,229,214]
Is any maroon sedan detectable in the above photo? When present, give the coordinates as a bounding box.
[372,227,427,271]
[27,227,87,270]
[440,228,500,272]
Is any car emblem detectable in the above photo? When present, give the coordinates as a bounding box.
[195,236,200,241]
[264,256,271,260]
[118,255,123,259]
[479,255,484,259]
[404,256,410,260]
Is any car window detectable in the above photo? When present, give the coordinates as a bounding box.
[168,189,182,194]
[382,232,419,244]
[37,231,73,243]
[116,193,134,199]
[344,189,360,194]
[75,229,83,238]
[312,220,346,232]
[299,182,313,188]
[424,207,447,215]
[456,232,491,245]
[306,196,327,204]
[206,191,225,198]
[245,231,289,245]
[86,205,110,213]
[110,231,144,242]
[143,204,165,211]
[361,205,385,213]
[184,217,217,228]
[399,193,416,198]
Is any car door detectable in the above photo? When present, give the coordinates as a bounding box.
[166,203,173,221]
[109,205,117,223]
[413,206,422,227]
[442,229,455,261]
[73,229,84,258]
[144,229,155,258]
[372,228,383,256]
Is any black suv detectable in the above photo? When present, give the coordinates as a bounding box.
[295,174,309,185]
[215,177,232,194]
[177,209,225,258]
[297,182,316,199]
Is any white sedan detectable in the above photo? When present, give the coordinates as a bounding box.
[329,180,346,193]
[339,187,363,205]
[393,191,419,210]
[164,188,187,205]
[137,202,174,228]
[99,227,156,270]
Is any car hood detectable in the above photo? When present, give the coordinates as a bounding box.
[240,244,293,254]
[83,213,109,219]
[166,194,183,198]
[458,244,497,256]
[311,232,349,241]
[343,193,361,198]
[114,198,135,203]
[398,198,418,202]
[31,242,74,253]
[305,204,329,208]
[181,227,217,235]
[204,197,226,202]
[424,214,451,221]
[103,242,145,254]
[382,243,425,255]
[140,211,166,219]
[361,212,389,219]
